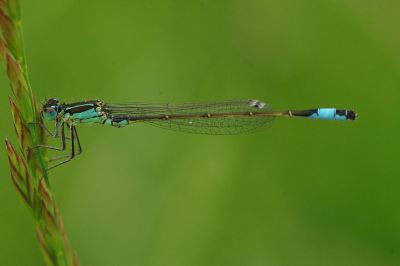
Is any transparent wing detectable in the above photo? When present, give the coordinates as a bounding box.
[104,99,274,135]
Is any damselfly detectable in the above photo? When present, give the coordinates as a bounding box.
[39,98,356,169]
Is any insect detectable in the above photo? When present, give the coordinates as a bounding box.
[38,98,356,169]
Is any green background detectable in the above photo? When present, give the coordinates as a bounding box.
[1,0,399,265]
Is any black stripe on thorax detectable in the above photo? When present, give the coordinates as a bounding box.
[63,100,102,114]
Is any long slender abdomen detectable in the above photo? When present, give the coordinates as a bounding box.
[290,108,357,120]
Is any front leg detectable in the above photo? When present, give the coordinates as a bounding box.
[39,119,58,137]
[33,117,60,137]
[32,122,67,151]
[47,124,80,170]
[53,118,60,138]
[73,125,82,155]
[46,125,83,167]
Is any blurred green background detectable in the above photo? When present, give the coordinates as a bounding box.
[1,0,399,265]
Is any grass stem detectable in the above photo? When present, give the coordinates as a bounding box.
[0,1,79,265]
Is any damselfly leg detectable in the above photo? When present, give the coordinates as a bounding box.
[46,124,82,170]
[28,120,70,140]
[32,122,82,170]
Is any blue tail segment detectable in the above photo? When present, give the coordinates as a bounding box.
[290,108,357,121]
[309,108,356,120]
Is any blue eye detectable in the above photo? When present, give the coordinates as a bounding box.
[43,109,57,121]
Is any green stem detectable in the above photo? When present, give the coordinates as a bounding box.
[0,0,79,265]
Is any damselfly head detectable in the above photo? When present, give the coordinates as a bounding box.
[42,98,60,121]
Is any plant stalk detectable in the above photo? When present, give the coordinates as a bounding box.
[0,1,79,265]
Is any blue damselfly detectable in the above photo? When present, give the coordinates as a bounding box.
[39,98,356,169]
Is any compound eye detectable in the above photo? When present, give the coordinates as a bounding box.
[45,98,59,106]
[43,106,57,121]
[45,106,56,113]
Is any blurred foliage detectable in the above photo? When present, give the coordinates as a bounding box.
[0,0,399,265]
